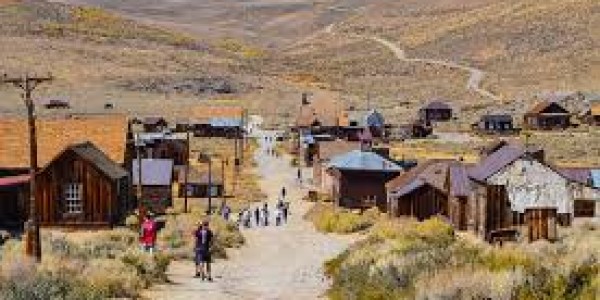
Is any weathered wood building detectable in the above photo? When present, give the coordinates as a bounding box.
[523,101,572,130]
[326,149,402,212]
[132,158,174,213]
[419,100,453,123]
[472,114,518,134]
[36,142,129,228]
[0,175,30,229]
[133,132,188,166]
[181,106,245,138]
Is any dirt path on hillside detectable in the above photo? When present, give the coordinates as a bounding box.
[144,126,356,300]
[323,21,500,102]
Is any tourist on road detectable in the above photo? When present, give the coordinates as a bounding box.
[140,214,157,254]
[194,221,214,281]
[282,202,289,223]
[281,186,286,199]
[262,203,269,226]
[221,204,231,221]
[297,168,302,184]
[254,206,261,226]
[275,207,282,226]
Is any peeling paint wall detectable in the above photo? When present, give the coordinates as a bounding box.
[488,159,572,214]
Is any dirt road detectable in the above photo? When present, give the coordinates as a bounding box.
[145,128,355,300]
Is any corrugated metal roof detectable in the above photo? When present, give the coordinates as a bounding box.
[209,117,242,128]
[328,150,402,172]
[391,178,425,198]
[449,163,472,197]
[558,167,591,185]
[387,160,451,193]
[469,144,526,182]
[0,174,30,187]
[591,170,600,188]
[132,159,174,186]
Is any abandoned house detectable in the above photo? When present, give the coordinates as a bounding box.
[132,158,174,213]
[386,160,452,221]
[325,149,402,212]
[341,109,388,140]
[177,167,224,198]
[419,100,453,123]
[523,101,572,130]
[35,142,129,228]
[472,114,517,134]
[467,142,596,242]
[184,106,245,138]
[132,132,189,166]
[312,140,361,191]
[294,93,346,138]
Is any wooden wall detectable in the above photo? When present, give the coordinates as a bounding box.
[36,152,121,227]
[333,170,398,212]
[390,185,448,220]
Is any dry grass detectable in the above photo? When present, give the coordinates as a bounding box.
[304,202,384,234]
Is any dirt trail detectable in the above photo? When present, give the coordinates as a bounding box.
[144,125,355,300]
[323,21,500,101]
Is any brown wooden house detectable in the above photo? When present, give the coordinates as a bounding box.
[313,140,360,191]
[184,106,245,138]
[419,100,453,123]
[387,160,451,220]
[35,142,129,228]
[472,114,518,135]
[294,92,346,138]
[523,101,571,130]
[326,150,402,212]
[0,175,30,229]
[134,132,188,166]
[132,158,174,213]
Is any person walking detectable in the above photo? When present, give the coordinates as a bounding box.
[140,214,157,254]
[282,202,289,223]
[275,207,282,226]
[194,221,214,281]
[254,206,261,226]
[262,203,269,226]
[222,204,231,222]
[297,168,302,184]
[281,186,287,200]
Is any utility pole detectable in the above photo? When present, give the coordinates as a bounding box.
[207,155,212,215]
[184,125,190,213]
[2,73,53,262]
[135,133,145,221]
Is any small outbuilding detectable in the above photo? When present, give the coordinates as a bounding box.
[523,101,571,130]
[473,114,517,134]
[132,158,174,213]
[419,100,453,123]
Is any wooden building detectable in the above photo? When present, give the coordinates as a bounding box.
[41,97,70,109]
[472,114,518,134]
[134,132,188,166]
[467,142,589,241]
[523,101,571,130]
[419,100,453,123]
[342,109,388,140]
[387,160,451,220]
[326,149,402,212]
[132,158,174,213]
[184,106,245,138]
[142,117,169,133]
[391,120,432,140]
[177,167,224,198]
[313,140,361,191]
[35,142,129,228]
[446,162,473,230]
[0,175,30,229]
[294,93,346,138]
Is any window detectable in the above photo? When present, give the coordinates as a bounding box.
[64,183,83,214]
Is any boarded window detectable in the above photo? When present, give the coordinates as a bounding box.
[574,200,595,217]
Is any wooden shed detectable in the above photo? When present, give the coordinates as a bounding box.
[35,142,129,228]
[419,100,453,123]
[132,158,174,213]
[327,150,402,212]
[387,160,451,220]
[523,101,571,130]
[472,114,518,135]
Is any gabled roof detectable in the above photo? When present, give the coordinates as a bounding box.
[327,150,402,172]
[387,160,451,194]
[525,101,570,115]
[0,114,127,169]
[421,100,452,111]
[57,142,128,180]
[469,144,530,182]
[132,159,174,186]
[557,167,592,185]
[317,140,360,161]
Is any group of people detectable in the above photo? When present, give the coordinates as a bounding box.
[238,200,290,228]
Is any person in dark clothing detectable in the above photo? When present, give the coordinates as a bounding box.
[297,168,302,184]
[282,203,289,223]
[194,221,214,281]
[254,207,261,226]
[281,187,286,199]
[262,203,269,226]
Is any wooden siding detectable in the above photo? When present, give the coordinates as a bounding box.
[390,185,448,220]
[332,169,398,212]
[0,185,28,228]
[525,208,557,242]
[36,151,123,227]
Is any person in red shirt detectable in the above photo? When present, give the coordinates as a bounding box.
[140,214,157,254]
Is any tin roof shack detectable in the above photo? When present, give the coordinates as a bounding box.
[132,159,174,213]
[35,142,129,228]
[142,117,168,133]
[326,150,402,212]
[0,175,30,229]
[312,140,360,193]
[472,114,518,135]
[419,100,453,124]
[523,101,572,130]
[177,167,223,198]
[0,114,128,176]
[468,142,587,242]
[387,160,452,221]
